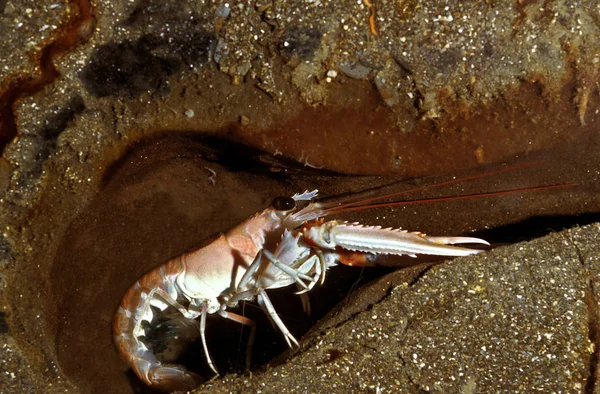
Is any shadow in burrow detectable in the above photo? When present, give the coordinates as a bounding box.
[44,132,600,393]
[46,133,393,394]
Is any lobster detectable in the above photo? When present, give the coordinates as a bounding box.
[113,161,569,391]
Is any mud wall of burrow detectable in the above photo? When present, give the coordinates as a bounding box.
[0,0,600,392]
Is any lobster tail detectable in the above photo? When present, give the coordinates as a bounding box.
[113,319,201,391]
[113,258,203,391]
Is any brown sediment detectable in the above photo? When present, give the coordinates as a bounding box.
[234,77,594,176]
[1,1,600,392]
[0,0,93,153]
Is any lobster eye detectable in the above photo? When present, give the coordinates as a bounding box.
[272,196,296,211]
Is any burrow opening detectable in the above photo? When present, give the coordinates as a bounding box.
[45,132,600,393]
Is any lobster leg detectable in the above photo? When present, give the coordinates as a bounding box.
[216,306,256,371]
[298,292,311,315]
[135,288,200,337]
[236,251,265,292]
[199,302,218,374]
[257,288,299,348]
[237,250,316,292]
[140,295,216,375]
[223,287,298,349]
[262,250,316,289]
[293,252,326,295]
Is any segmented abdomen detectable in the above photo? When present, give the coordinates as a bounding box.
[113,257,200,390]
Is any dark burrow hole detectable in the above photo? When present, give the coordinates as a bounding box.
[47,132,600,393]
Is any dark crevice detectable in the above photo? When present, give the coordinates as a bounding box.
[99,132,341,189]
[474,213,600,246]
[330,281,397,331]
[269,270,400,367]
[268,272,400,366]
[405,263,436,288]
[307,263,434,343]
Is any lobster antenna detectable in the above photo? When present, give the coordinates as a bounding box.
[318,160,545,212]
[322,183,576,216]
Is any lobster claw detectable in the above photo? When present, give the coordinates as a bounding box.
[302,220,489,259]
